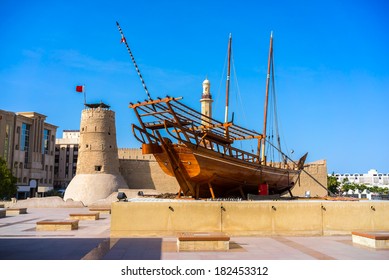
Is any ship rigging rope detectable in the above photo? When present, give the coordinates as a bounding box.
[116,21,153,102]
[214,36,254,152]
[231,53,254,152]
[264,139,333,196]
[214,41,228,116]
[232,53,249,126]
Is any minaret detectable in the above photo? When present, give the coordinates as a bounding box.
[200,78,213,126]
[64,102,128,205]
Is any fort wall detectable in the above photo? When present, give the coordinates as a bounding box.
[292,159,328,197]
[118,148,179,193]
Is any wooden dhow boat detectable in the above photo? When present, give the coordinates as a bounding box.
[117,22,307,199]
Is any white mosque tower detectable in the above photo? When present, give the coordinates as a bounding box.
[200,78,213,125]
[64,102,128,205]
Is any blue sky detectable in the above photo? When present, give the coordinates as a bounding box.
[1,0,388,174]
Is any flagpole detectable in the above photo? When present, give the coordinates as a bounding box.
[83,84,86,107]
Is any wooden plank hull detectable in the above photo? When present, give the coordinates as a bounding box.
[153,143,300,198]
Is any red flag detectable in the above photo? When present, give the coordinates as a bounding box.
[76,85,84,92]
[120,36,126,44]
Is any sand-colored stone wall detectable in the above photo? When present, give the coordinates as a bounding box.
[111,200,389,237]
[77,108,120,174]
[64,107,128,206]
[118,148,179,193]
[111,201,221,236]
[292,159,328,197]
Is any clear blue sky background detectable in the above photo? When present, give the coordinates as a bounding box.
[1,0,388,174]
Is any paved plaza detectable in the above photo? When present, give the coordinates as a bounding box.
[1,207,389,260]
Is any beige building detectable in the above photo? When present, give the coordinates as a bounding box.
[0,109,57,198]
[54,130,80,189]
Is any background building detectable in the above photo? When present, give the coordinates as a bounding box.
[54,130,80,189]
[0,109,57,198]
[333,169,389,187]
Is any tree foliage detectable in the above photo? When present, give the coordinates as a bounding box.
[327,174,340,195]
[327,174,389,196]
[0,157,17,199]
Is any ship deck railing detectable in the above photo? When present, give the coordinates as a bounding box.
[130,97,299,169]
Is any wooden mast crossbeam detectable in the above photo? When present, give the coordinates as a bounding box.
[139,110,170,117]
[129,96,183,109]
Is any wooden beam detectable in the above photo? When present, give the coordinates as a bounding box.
[129,96,182,108]
[208,182,215,200]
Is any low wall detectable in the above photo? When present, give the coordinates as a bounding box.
[111,201,221,236]
[110,200,389,237]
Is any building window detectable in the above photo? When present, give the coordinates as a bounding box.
[95,165,102,172]
[42,129,50,155]
[3,124,11,161]
[21,123,31,168]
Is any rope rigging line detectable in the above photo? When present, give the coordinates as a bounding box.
[264,41,289,164]
[214,49,228,114]
[231,52,249,127]
[265,139,332,195]
[116,21,153,102]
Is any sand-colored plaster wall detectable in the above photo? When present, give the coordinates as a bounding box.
[111,200,389,237]
[292,160,328,197]
[111,201,221,237]
[321,201,389,235]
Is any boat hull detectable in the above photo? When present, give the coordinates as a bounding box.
[152,143,300,198]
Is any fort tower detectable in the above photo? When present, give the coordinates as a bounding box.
[64,102,128,205]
